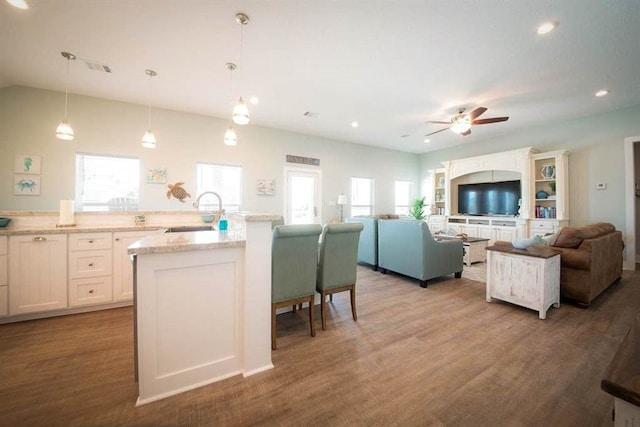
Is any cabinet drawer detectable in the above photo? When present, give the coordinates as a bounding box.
[0,254,6,286]
[0,235,7,255]
[69,276,112,307]
[0,285,7,317]
[69,233,112,251]
[68,250,113,278]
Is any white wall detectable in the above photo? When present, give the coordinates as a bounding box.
[419,105,640,236]
[0,86,419,223]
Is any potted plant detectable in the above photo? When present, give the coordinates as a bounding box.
[410,197,426,220]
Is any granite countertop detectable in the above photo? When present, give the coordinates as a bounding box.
[0,225,168,236]
[601,313,640,407]
[128,230,246,255]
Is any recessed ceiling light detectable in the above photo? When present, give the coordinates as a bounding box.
[537,20,558,35]
[249,97,259,105]
[424,138,430,143]
[351,121,359,128]
[595,89,610,97]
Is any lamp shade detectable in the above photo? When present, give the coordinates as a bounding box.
[337,194,347,205]
[141,130,156,148]
[232,97,250,125]
[56,120,74,140]
[224,126,237,146]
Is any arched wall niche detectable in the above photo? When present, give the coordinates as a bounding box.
[450,170,521,215]
[441,147,535,217]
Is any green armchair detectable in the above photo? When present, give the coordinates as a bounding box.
[271,224,323,350]
[316,222,364,330]
[377,219,463,288]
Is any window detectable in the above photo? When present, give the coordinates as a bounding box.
[196,163,242,213]
[75,153,140,212]
[351,177,374,216]
[395,181,412,216]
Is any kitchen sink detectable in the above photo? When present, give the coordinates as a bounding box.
[164,225,215,233]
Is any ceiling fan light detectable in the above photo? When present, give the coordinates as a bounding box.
[232,97,250,125]
[56,120,74,140]
[224,126,238,146]
[141,130,156,148]
[450,122,471,134]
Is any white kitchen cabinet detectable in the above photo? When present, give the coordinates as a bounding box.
[9,234,68,315]
[113,231,157,301]
[0,236,7,317]
[68,232,113,307]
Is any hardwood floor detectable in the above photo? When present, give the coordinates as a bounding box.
[1,266,638,426]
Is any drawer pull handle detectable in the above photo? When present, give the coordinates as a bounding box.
[89,289,94,294]
[32,236,47,242]
[89,240,94,244]
[88,263,94,267]
[115,238,120,241]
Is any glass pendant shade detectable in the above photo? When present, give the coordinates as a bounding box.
[232,97,250,125]
[56,120,74,140]
[141,130,157,148]
[450,121,471,134]
[224,126,238,146]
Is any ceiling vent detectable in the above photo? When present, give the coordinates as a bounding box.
[83,60,112,73]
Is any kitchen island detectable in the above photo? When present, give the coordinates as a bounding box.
[128,213,277,406]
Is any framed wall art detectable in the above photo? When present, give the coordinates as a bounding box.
[257,178,275,195]
[14,155,42,174]
[146,168,167,184]
[14,174,41,196]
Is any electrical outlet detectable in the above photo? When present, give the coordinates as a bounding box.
[596,183,606,190]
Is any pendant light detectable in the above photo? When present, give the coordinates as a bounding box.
[141,69,157,148]
[56,51,76,140]
[232,13,250,125]
[224,63,238,146]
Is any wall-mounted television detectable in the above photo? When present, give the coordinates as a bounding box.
[458,180,521,216]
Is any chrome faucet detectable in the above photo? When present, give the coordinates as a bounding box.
[193,191,224,214]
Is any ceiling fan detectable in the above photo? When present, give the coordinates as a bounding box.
[425,107,509,137]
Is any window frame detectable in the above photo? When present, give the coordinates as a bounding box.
[195,162,243,213]
[350,176,375,216]
[75,152,140,212]
[394,180,413,216]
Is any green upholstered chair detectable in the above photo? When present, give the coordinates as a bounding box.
[316,222,364,330]
[271,216,285,229]
[377,219,463,288]
[271,223,322,350]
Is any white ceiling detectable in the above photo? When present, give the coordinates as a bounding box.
[1,0,639,154]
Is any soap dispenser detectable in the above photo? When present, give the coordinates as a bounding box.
[218,214,228,232]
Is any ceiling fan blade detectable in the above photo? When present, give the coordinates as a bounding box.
[467,107,487,121]
[461,129,472,136]
[425,127,450,137]
[425,121,451,125]
[472,116,509,125]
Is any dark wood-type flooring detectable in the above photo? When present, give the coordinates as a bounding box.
[1,266,639,426]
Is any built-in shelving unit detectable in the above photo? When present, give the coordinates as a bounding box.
[530,150,569,236]
[433,169,446,216]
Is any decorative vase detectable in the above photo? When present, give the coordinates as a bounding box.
[536,190,549,199]
[540,165,555,179]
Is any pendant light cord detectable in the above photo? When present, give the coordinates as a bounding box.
[147,72,152,130]
[63,56,70,121]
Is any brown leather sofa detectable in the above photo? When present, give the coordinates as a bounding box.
[547,222,624,307]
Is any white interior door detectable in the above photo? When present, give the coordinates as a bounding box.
[284,168,322,225]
